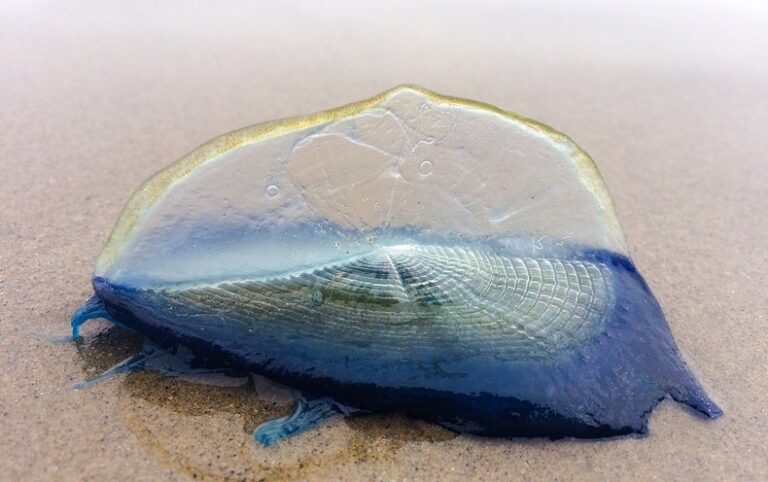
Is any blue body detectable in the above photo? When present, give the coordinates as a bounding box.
[86,249,721,438]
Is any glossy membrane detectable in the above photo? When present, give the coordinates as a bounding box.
[72,85,721,443]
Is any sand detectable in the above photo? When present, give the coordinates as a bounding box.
[1,1,766,480]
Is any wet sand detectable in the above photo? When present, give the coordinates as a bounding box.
[1,1,766,480]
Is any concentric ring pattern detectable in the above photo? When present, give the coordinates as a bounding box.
[158,245,612,359]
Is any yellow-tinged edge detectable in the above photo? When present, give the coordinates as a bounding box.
[95,85,627,273]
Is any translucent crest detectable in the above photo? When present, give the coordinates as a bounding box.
[96,86,626,287]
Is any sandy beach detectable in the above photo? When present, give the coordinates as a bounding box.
[1,1,766,480]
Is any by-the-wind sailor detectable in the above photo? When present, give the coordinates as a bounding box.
[71,85,721,445]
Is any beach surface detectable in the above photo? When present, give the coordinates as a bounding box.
[1,1,766,480]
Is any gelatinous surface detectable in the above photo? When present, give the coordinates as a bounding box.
[73,86,721,443]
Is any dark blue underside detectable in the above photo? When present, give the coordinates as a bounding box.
[92,249,721,438]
